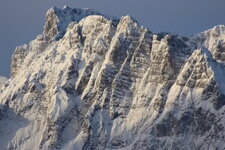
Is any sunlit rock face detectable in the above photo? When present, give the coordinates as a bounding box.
[1,6,225,150]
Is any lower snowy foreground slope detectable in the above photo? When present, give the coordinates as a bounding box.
[1,6,225,150]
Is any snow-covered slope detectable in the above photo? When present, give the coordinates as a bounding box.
[1,6,225,150]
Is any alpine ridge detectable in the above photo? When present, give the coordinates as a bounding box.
[0,6,225,150]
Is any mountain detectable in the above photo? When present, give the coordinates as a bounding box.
[0,6,225,150]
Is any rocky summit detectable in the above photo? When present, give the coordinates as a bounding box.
[0,6,225,150]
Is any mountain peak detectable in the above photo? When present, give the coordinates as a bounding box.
[192,24,225,62]
[205,24,225,35]
[43,6,101,40]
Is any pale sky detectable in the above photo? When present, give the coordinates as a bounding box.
[1,0,225,77]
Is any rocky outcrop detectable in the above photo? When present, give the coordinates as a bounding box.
[1,6,225,150]
[0,75,7,87]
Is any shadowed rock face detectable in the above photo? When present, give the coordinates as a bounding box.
[1,6,225,150]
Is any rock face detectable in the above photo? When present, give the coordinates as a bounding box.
[1,6,225,150]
